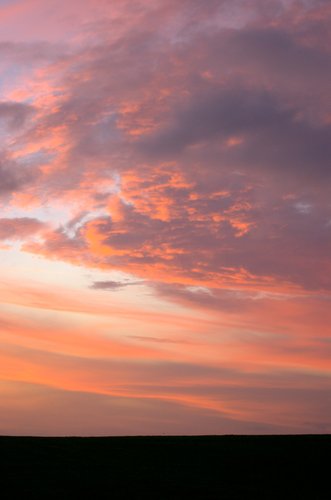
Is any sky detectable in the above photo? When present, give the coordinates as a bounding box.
[0,0,330,436]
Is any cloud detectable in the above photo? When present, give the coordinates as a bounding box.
[90,280,140,291]
[0,101,34,130]
[0,379,298,436]
[25,183,331,293]
[138,85,331,180]
[0,1,331,309]
[0,159,28,196]
[0,0,331,435]
[0,217,46,241]
[0,337,330,434]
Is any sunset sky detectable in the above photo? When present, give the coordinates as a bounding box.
[0,0,330,435]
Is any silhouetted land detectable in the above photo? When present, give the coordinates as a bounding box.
[0,435,329,498]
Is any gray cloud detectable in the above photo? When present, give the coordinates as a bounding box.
[0,155,39,196]
[0,101,34,130]
[0,217,46,240]
[138,85,331,180]
[90,280,140,291]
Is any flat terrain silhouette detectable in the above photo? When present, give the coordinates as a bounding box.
[0,435,329,499]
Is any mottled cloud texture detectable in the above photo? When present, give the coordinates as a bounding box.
[0,0,330,435]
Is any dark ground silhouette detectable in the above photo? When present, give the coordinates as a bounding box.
[0,435,329,499]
